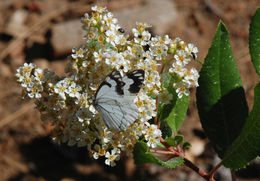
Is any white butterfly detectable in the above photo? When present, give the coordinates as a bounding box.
[92,69,145,131]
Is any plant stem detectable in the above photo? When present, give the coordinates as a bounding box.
[150,149,175,155]
[209,161,222,180]
[183,157,210,180]
[157,137,225,181]
[195,58,203,65]
[159,137,210,180]
[231,170,236,181]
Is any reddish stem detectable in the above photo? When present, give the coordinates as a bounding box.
[231,170,236,181]
[157,137,223,181]
[150,149,175,155]
[209,161,222,179]
[183,157,210,180]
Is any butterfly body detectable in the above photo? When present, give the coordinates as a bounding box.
[92,70,145,131]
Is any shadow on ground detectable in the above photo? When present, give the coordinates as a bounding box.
[9,136,138,181]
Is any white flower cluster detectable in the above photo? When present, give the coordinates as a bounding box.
[16,6,199,166]
[16,63,53,99]
[169,39,199,98]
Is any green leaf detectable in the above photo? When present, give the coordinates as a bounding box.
[196,21,248,158]
[165,137,176,146]
[160,120,172,138]
[133,141,184,168]
[166,94,189,133]
[182,142,192,151]
[165,135,184,147]
[249,7,260,76]
[159,94,189,133]
[174,135,184,145]
[162,72,173,88]
[223,83,260,169]
[159,73,190,136]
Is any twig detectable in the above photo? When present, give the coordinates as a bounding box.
[0,103,34,129]
[1,154,29,172]
[183,157,210,180]
[203,0,227,22]
[209,161,222,180]
[0,88,20,101]
[231,170,236,181]
[0,0,145,61]
[150,149,175,155]
[159,137,212,181]
[159,137,178,153]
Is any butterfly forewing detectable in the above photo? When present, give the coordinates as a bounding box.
[93,69,145,131]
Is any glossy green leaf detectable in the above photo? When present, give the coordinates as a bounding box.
[196,21,248,158]
[133,141,184,168]
[223,83,260,169]
[159,92,189,134]
[249,7,260,76]
[159,73,190,135]
[166,94,189,133]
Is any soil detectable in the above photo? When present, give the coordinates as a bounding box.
[0,0,259,181]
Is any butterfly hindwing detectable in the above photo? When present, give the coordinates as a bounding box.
[93,69,145,131]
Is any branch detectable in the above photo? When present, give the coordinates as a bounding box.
[231,170,236,181]
[209,161,222,180]
[159,137,212,181]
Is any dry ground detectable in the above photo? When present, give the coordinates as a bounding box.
[0,0,259,181]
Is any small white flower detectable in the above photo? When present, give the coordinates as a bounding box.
[105,29,116,46]
[105,148,120,167]
[34,68,44,82]
[65,83,82,98]
[133,30,151,46]
[26,83,43,99]
[174,50,191,66]
[174,83,190,98]
[71,46,85,59]
[104,12,118,26]
[185,43,198,54]
[91,6,107,13]
[158,90,173,105]
[93,51,103,63]
[54,80,69,100]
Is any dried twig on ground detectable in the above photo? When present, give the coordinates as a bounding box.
[203,0,227,21]
[0,0,144,62]
[0,103,34,129]
[1,154,29,173]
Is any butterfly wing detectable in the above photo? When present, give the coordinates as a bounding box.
[93,70,144,131]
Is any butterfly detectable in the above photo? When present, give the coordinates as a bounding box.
[92,69,145,131]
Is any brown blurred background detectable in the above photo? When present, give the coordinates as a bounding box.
[0,0,259,180]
